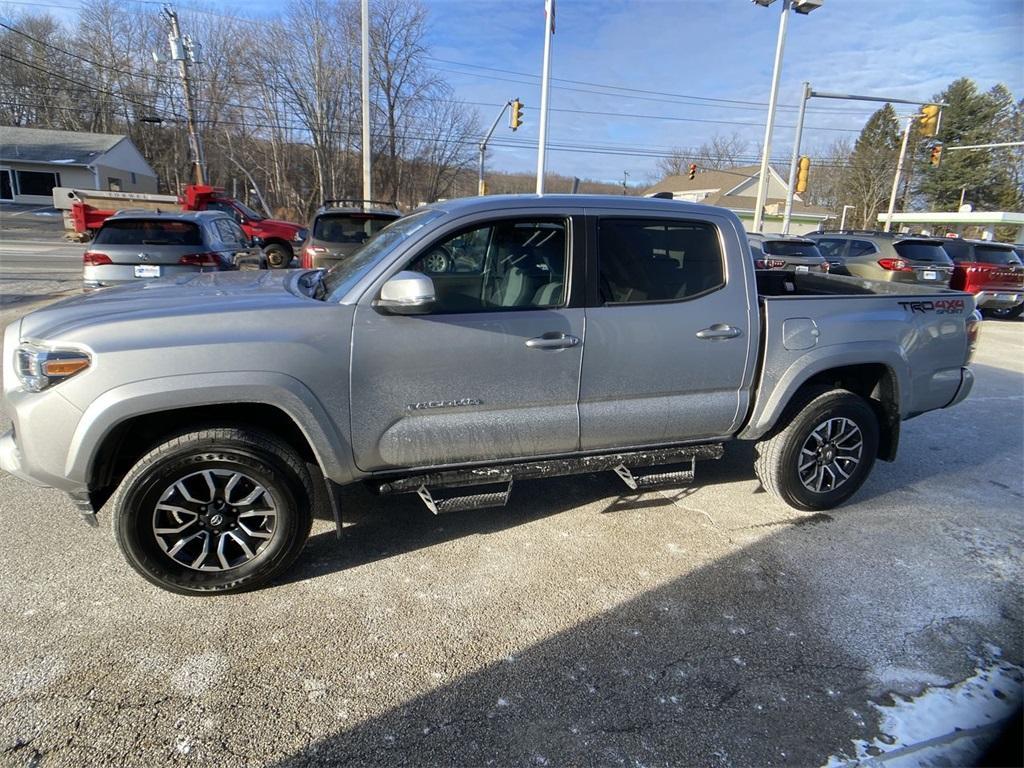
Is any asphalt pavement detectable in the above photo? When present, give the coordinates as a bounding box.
[0,263,1021,767]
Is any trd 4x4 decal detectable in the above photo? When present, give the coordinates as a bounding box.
[897,299,965,315]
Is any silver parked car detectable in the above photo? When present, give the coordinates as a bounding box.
[747,233,829,274]
[806,230,953,285]
[83,211,264,290]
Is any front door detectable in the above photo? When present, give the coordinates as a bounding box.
[579,212,756,450]
[0,169,13,202]
[349,213,584,471]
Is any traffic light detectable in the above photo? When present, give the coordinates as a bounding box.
[688,163,697,180]
[919,104,941,137]
[929,144,943,167]
[796,156,810,194]
[510,99,524,131]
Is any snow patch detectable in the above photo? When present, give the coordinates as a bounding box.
[823,660,1023,768]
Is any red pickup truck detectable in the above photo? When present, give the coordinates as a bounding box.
[943,238,1024,319]
[54,185,307,269]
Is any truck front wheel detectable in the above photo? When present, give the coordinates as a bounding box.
[264,243,292,269]
[754,389,879,511]
[111,427,313,595]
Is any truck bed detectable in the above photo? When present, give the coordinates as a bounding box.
[755,270,965,298]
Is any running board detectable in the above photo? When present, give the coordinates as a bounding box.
[378,443,723,496]
[613,457,695,491]
[416,481,513,515]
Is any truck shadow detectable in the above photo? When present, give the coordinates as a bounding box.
[270,480,1022,768]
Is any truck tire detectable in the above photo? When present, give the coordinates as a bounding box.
[264,243,292,269]
[754,389,879,511]
[982,303,1023,320]
[111,427,314,595]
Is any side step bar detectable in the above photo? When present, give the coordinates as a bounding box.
[378,444,724,515]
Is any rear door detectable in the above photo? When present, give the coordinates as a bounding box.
[578,209,757,451]
[349,210,585,471]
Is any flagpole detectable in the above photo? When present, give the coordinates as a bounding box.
[535,0,554,195]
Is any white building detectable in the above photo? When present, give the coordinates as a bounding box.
[0,126,158,205]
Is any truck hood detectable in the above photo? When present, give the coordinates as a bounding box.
[251,218,302,236]
[20,270,309,341]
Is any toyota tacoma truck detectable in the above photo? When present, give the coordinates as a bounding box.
[0,196,979,595]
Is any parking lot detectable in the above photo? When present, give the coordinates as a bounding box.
[0,267,1020,766]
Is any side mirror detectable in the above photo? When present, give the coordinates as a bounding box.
[374,271,435,315]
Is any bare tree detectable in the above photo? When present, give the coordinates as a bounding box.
[656,131,751,177]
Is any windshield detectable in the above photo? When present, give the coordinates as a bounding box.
[233,200,264,221]
[762,241,823,260]
[894,241,953,264]
[94,219,202,246]
[321,208,444,299]
[313,213,394,243]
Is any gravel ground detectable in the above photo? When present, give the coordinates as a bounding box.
[0,299,1021,768]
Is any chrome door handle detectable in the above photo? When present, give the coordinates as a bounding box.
[696,324,741,340]
[525,333,581,350]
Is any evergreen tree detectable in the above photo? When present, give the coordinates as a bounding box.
[915,78,1018,212]
[840,103,900,228]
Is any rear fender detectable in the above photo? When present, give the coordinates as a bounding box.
[738,342,910,441]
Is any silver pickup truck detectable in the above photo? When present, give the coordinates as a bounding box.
[1,196,979,595]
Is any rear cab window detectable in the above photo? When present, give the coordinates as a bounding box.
[598,218,724,304]
[762,240,824,259]
[93,219,203,246]
[974,245,1020,266]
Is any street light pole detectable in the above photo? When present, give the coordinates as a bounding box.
[884,115,915,233]
[535,0,555,195]
[782,80,811,234]
[839,204,855,231]
[752,0,791,232]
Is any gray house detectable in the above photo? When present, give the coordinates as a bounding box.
[0,126,158,205]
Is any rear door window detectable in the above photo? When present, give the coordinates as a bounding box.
[847,240,877,258]
[893,241,953,264]
[814,239,847,260]
[214,218,247,247]
[314,214,393,244]
[598,218,724,304]
[94,220,203,246]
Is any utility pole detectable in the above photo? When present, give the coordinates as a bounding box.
[839,204,855,231]
[162,5,205,186]
[622,170,629,195]
[361,0,372,204]
[752,0,790,232]
[535,0,555,195]
[884,115,916,233]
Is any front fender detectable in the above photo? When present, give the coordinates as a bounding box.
[738,342,911,441]
[65,371,354,486]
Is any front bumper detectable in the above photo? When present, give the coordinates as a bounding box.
[0,429,45,486]
[944,367,974,409]
[975,290,1023,310]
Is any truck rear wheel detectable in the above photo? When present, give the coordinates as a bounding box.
[264,243,292,269]
[111,427,313,595]
[754,389,879,511]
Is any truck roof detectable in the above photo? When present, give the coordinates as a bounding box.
[420,194,732,218]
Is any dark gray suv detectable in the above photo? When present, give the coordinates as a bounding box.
[748,233,829,274]
[299,202,402,270]
[807,231,954,285]
[83,211,263,290]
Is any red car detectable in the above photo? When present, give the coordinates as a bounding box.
[943,238,1024,320]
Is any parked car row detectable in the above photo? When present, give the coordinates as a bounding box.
[749,229,1024,320]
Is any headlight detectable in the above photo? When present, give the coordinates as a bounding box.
[293,228,309,243]
[15,344,91,392]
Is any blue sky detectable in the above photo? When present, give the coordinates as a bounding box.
[11,0,1022,184]
[418,0,1024,183]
